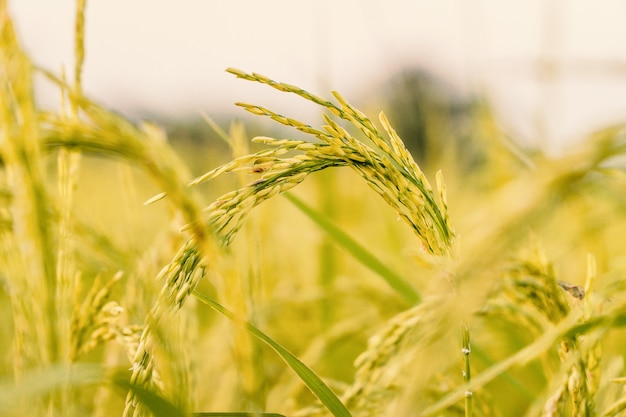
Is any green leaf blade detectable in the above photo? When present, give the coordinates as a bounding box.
[284,192,421,304]
[193,291,353,417]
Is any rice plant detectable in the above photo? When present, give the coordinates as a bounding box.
[3,1,626,417]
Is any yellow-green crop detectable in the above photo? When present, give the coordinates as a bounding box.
[4,1,626,417]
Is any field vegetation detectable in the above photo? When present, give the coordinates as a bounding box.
[2,2,626,416]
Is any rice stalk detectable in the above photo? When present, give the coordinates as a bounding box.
[56,148,82,360]
[55,144,82,414]
[0,1,57,379]
[461,324,473,417]
[72,0,86,118]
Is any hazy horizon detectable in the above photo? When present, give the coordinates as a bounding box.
[10,0,626,153]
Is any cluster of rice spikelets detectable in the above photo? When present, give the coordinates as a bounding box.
[341,296,447,416]
[480,244,608,416]
[186,68,454,260]
[480,243,571,331]
[70,272,124,360]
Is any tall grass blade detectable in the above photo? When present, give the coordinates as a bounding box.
[284,192,421,304]
[193,290,353,417]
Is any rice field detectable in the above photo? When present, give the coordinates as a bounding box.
[3,2,626,416]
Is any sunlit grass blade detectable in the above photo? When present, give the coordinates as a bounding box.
[284,192,421,304]
[192,290,353,417]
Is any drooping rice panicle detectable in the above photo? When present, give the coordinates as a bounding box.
[70,272,124,360]
[185,69,455,257]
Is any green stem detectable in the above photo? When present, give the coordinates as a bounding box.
[462,324,473,417]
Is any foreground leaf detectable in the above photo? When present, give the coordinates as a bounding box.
[284,192,420,304]
[193,290,353,417]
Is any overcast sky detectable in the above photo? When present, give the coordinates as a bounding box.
[9,0,626,153]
